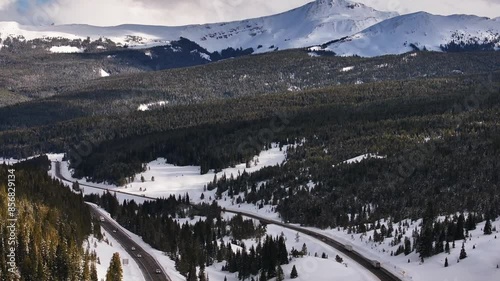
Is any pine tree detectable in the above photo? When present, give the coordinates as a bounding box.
[276,265,284,281]
[290,265,298,279]
[259,270,267,281]
[459,245,467,260]
[187,265,197,281]
[198,265,207,281]
[404,237,412,256]
[445,241,450,254]
[444,258,449,267]
[301,243,308,256]
[90,262,98,281]
[82,258,90,281]
[484,219,492,235]
[106,253,123,281]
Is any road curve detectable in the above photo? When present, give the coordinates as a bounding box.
[54,161,402,281]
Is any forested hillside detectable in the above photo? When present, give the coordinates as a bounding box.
[0,51,498,130]
[0,157,98,280]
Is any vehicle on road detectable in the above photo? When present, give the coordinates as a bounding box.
[155,268,162,274]
[113,229,117,233]
[371,260,381,268]
[137,253,142,258]
[131,247,136,251]
[99,216,105,222]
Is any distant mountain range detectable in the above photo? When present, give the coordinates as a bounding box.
[0,0,498,57]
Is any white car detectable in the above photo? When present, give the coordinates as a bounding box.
[131,247,136,251]
[155,269,161,274]
[137,253,142,258]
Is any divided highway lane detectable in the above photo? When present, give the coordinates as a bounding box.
[54,161,402,281]
[88,205,171,281]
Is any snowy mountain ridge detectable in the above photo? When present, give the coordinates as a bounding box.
[0,0,498,57]
[316,12,500,57]
[0,0,397,53]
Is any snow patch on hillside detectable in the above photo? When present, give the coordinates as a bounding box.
[333,153,386,167]
[341,66,355,72]
[49,45,85,53]
[137,101,169,111]
[99,69,110,77]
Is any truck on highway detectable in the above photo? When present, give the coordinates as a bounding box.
[99,216,105,222]
[344,244,353,252]
[371,260,381,268]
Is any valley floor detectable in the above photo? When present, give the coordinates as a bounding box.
[45,148,500,281]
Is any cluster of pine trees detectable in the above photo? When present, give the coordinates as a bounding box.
[0,156,96,280]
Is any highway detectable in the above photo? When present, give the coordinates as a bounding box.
[55,162,171,281]
[54,161,402,281]
[223,208,402,281]
[88,204,171,281]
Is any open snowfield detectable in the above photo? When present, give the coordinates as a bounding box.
[48,144,288,204]
[84,229,145,281]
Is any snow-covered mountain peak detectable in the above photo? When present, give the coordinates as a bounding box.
[305,0,397,19]
[317,12,500,57]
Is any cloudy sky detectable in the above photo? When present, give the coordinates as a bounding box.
[0,0,499,26]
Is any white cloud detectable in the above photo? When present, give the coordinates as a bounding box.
[355,0,500,18]
[0,0,498,26]
[24,0,315,26]
[0,0,14,9]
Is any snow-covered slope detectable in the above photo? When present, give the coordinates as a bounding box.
[321,12,500,57]
[0,0,397,53]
